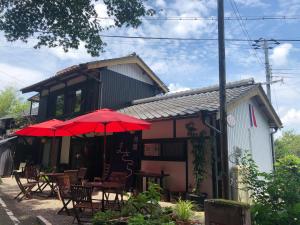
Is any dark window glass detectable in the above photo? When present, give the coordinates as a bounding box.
[142,140,186,161]
[74,89,82,112]
[56,94,64,116]
[162,142,185,160]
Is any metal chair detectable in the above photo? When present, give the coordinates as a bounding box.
[56,175,72,215]
[14,172,36,201]
[70,185,100,224]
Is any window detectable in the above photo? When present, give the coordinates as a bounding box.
[142,139,186,161]
[55,94,64,116]
[74,89,82,113]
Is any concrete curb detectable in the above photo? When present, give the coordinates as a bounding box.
[36,215,52,225]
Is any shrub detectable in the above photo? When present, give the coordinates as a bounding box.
[240,153,300,225]
[174,199,194,221]
[92,210,120,225]
[93,183,174,225]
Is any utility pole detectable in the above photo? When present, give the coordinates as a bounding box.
[252,38,280,102]
[217,0,230,199]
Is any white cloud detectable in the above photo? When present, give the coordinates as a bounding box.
[168,83,190,93]
[281,108,300,127]
[234,0,268,7]
[155,0,167,8]
[0,63,44,90]
[270,43,293,66]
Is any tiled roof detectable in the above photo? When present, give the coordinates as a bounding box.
[119,79,257,120]
[21,53,168,93]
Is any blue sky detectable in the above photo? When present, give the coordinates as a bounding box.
[0,0,300,135]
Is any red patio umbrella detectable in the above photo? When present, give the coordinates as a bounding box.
[15,119,70,137]
[55,108,151,176]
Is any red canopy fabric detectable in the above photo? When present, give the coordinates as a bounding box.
[55,108,150,135]
[15,119,70,136]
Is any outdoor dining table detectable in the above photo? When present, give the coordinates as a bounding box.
[135,171,170,192]
[39,172,65,197]
[84,181,124,211]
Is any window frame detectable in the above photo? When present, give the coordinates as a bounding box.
[142,138,187,161]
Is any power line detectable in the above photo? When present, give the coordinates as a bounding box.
[228,0,265,67]
[94,15,300,21]
[100,34,300,42]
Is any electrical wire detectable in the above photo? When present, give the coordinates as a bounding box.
[94,15,300,21]
[228,0,265,67]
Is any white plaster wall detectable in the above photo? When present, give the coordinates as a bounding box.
[108,64,154,85]
[228,98,273,172]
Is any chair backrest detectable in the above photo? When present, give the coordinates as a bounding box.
[24,165,39,182]
[77,168,87,180]
[64,170,79,184]
[19,162,26,171]
[56,175,71,191]
[107,172,127,186]
[103,163,110,180]
[70,185,93,204]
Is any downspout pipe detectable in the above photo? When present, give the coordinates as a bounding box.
[271,127,278,171]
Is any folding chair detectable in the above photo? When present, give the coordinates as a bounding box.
[14,172,36,201]
[78,168,87,184]
[93,163,110,182]
[104,172,127,210]
[64,170,79,185]
[71,185,100,224]
[12,162,26,177]
[24,165,47,193]
[56,175,72,215]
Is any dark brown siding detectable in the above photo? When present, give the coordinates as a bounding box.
[37,95,48,122]
[36,68,161,121]
[100,69,160,109]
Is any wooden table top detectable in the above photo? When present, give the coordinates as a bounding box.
[41,172,65,177]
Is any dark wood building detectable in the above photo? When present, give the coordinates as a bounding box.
[20,54,168,178]
[22,54,168,122]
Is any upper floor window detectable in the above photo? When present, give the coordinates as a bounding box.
[55,94,64,116]
[74,89,82,113]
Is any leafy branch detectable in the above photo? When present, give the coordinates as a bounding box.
[185,122,209,193]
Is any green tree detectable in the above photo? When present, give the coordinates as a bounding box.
[0,0,154,56]
[240,153,300,225]
[275,130,300,159]
[0,87,29,119]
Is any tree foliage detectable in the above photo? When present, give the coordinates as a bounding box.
[0,0,154,56]
[240,153,300,225]
[275,130,300,159]
[0,86,29,119]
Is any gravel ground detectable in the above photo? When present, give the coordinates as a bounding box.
[0,177,205,225]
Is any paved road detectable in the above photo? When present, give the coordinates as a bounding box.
[0,204,14,225]
[0,193,38,225]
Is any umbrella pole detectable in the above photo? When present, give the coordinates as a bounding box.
[102,124,107,178]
